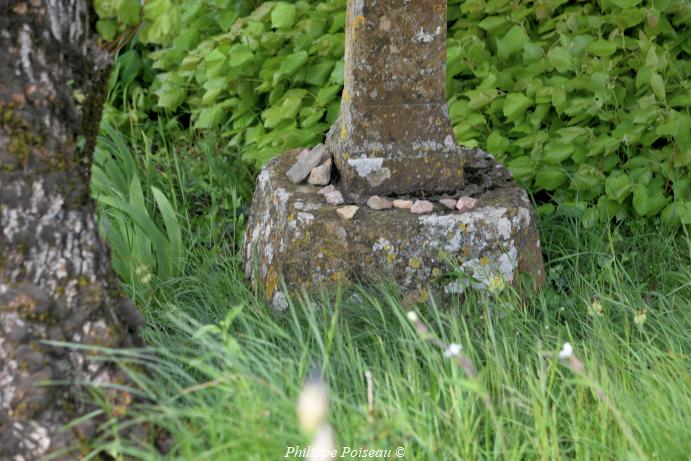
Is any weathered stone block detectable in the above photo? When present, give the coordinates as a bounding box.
[328,0,464,198]
[243,148,545,304]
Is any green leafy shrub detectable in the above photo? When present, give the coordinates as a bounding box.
[445,0,690,226]
[95,0,690,225]
[148,0,345,163]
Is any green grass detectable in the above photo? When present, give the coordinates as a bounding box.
[88,128,691,461]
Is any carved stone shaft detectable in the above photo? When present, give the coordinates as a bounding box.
[328,0,464,198]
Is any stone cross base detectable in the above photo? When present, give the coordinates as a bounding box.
[243,148,544,307]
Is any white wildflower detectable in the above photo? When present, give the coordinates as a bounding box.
[487,274,506,294]
[558,342,573,360]
[634,309,647,329]
[588,299,603,317]
[443,343,463,358]
[298,378,329,435]
[307,425,337,461]
[406,311,418,322]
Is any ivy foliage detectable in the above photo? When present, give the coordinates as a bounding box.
[95,0,691,225]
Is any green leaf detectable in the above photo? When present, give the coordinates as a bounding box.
[300,107,325,128]
[611,0,642,7]
[278,89,308,120]
[649,73,665,101]
[195,106,225,129]
[587,39,618,57]
[329,60,344,84]
[278,51,309,78]
[613,8,646,29]
[94,0,116,18]
[661,201,691,225]
[478,16,507,31]
[551,87,568,114]
[547,46,572,72]
[96,19,118,41]
[523,42,544,63]
[271,2,297,29]
[605,171,632,203]
[503,93,532,122]
[218,10,239,32]
[227,45,254,67]
[315,85,342,107]
[151,187,183,276]
[597,196,625,220]
[497,26,528,59]
[632,183,669,216]
[507,156,534,182]
[156,86,186,110]
[116,0,141,25]
[143,0,171,20]
[305,61,335,86]
[535,166,568,191]
[571,164,604,192]
[465,89,499,110]
[487,131,509,155]
[543,142,574,164]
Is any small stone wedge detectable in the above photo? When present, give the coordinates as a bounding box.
[308,159,333,186]
[286,144,330,184]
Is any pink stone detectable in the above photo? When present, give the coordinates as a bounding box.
[286,144,329,184]
[393,199,413,209]
[325,190,345,206]
[296,148,310,161]
[308,159,332,186]
[367,195,393,210]
[337,205,359,220]
[318,185,336,196]
[456,196,478,212]
[439,198,457,209]
[410,200,434,214]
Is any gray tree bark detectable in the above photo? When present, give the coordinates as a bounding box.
[0,0,144,458]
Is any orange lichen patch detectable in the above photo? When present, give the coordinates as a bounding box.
[343,89,351,103]
[7,293,36,311]
[480,256,490,266]
[458,223,467,231]
[332,272,345,282]
[354,15,365,29]
[108,388,133,418]
[266,266,278,299]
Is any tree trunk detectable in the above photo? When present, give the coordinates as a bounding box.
[0,1,144,458]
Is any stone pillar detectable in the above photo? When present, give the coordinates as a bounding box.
[242,0,545,305]
[327,0,464,198]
